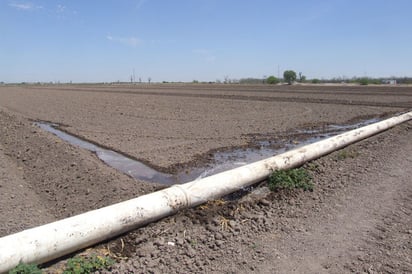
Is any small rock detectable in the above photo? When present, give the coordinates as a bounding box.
[215,233,223,240]
[198,234,207,243]
[135,237,145,245]
[228,220,237,228]
[176,237,184,246]
[215,240,225,247]
[153,238,165,246]
[259,199,271,206]
[149,249,161,259]
[167,241,175,246]
[357,256,365,262]
[211,217,220,226]
[186,246,196,258]
[206,224,218,232]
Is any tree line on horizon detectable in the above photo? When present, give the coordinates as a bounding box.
[236,72,412,85]
[2,73,412,86]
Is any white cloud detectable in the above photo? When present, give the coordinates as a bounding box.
[8,2,42,10]
[106,35,141,48]
[192,49,216,63]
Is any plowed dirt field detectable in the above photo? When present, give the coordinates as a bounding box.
[0,84,411,273]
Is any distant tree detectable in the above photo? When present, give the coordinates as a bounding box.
[148,77,151,84]
[298,72,306,82]
[311,78,320,84]
[359,77,369,85]
[396,77,412,84]
[239,78,263,84]
[283,70,297,85]
[267,76,280,84]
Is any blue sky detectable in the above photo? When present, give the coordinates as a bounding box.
[1,0,411,83]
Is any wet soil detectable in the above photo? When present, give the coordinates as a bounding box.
[0,84,408,171]
[36,117,382,186]
[0,110,159,236]
[0,84,411,273]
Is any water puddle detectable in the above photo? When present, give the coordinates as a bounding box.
[37,117,380,185]
[37,123,184,184]
[200,118,380,179]
[298,118,381,134]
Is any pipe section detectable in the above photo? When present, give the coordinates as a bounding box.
[0,111,411,272]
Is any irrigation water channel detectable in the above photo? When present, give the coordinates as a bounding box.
[37,118,380,185]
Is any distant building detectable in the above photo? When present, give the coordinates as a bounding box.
[382,79,397,85]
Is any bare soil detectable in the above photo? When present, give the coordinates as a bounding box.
[0,84,411,273]
[0,84,408,171]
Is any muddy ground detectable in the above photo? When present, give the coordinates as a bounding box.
[0,84,411,273]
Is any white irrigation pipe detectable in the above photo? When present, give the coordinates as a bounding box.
[0,111,411,272]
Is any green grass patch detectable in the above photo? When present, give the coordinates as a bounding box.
[9,263,42,274]
[63,255,114,274]
[8,254,115,274]
[268,168,313,191]
[305,162,320,172]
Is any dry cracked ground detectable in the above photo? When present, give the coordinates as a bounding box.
[0,84,411,273]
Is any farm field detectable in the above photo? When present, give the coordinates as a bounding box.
[0,84,411,273]
[0,84,409,170]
